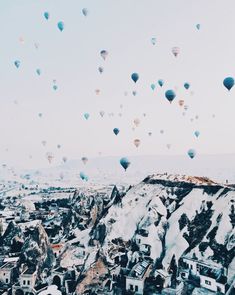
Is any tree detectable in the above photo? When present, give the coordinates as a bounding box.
[168,254,177,288]
[178,213,189,230]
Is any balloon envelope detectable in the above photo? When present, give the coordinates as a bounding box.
[223,77,234,91]
[100,50,108,60]
[120,157,130,171]
[158,79,164,87]
[82,8,88,16]
[194,131,200,138]
[184,82,190,90]
[131,73,139,83]
[14,60,20,68]
[151,37,156,45]
[113,128,120,135]
[188,149,196,159]
[57,21,64,31]
[44,12,50,20]
[165,90,176,103]
[84,113,90,120]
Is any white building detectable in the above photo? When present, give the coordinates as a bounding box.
[126,260,152,295]
[19,268,37,289]
[181,256,227,294]
[0,262,15,285]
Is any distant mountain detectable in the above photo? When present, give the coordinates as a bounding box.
[15,154,235,185]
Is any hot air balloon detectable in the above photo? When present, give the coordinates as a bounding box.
[172,47,180,57]
[158,79,164,87]
[165,90,176,103]
[34,42,39,49]
[99,110,105,117]
[179,100,184,107]
[132,91,137,96]
[134,139,141,148]
[80,171,88,181]
[120,157,130,171]
[14,60,20,68]
[148,132,152,136]
[194,130,200,138]
[82,8,88,16]
[131,73,139,83]
[46,152,54,164]
[166,144,171,149]
[160,129,164,134]
[81,157,88,165]
[38,113,43,118]
[57,21,64,32]
[53,85,58,91]
[41,140,47,147]
[44,12,50,20]
[196,24,200,30]
[151,37,156,45]
[62,156,67,163]
[100,50,108,60]
[133,118,140,127]
[113,128,120,135]
[223,77,234,91]
[184,82,190,90]
[95,89,100,95]
[98,67,104,74]
[151,84,156,91]
[57,144,61,149]
[84,113,90,120]
[36,69,41,76]
[188,149,196,159]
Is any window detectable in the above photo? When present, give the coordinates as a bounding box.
[3,273,5,276]
[6,278,8,283]
[23,280,26,285]
[130,284,133,290]
[28,280,30,285]
[135,286,138,291]
[205,280,211,286]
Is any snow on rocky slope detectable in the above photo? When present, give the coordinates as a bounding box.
[99,173,235,279]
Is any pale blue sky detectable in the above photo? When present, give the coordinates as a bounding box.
[1,0,235,168]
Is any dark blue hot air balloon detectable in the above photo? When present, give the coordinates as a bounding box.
[113,128,120,135]
[165,90,176,103]
[44,12,50,20]
[188,149,196,159]
[120,157,130,171]
[158,79,164,87]
[14,60,20,68]
[57,21,64,32]
[184,82,190,90]
[223,77,234,91]
[131,73,139,83]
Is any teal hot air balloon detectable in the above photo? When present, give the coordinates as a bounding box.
[194,130,200,138]
[57,21,64,32]
[131,73,139,83]
[84,113,90,120]
[113,128,119,135]
[188,149,196,159]
[223,77,234,91]
[44,12,50,20]
[120,157,130,171]
[151,37,156,45]
[14,60,20,68]
[36,69,41,76]
[165,90,176,103]
[82,8,88,16]
[196,23,200,30]
[53,85,58,91]
[151,84,155,91]
[80,171,88,181]
[158,79,164,87]
[184,82,190,90]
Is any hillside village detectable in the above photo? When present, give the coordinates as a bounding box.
[0,174,234,295]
